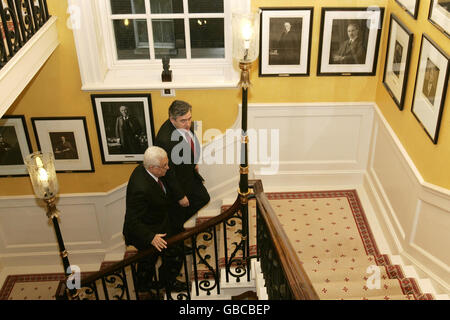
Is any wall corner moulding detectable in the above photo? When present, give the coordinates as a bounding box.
[0,16,59,118]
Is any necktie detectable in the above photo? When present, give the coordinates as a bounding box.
[157,178,165,193]
[184,131,195,156]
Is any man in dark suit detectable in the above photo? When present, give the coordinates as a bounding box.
[332,23,366,64]
[123,146,185,294]
[276,22,300,65]
[155,100,210,234]
[115,105,142,154]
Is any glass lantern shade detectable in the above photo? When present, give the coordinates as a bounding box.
[232,11,260,63]
[25,151,59,200]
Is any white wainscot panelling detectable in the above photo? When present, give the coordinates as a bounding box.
[247,103,374,187]
[0,191,123,268]
[364,107,450,292]
[412,200,450,266]
[104,186,127,249]
[0,200,56,249]
[369,120,420,241]
[408,195,450,285]
[57,203,102,246]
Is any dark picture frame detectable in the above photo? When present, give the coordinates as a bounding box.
[0,115,33,177]
[91,94,155,164]
[411,34,450,144]
[31,117,95,172]
[318,7,385,76]
[259,7,313,77]
[382,14,414,110]
[428,0,450,38]
[395,0,420,19]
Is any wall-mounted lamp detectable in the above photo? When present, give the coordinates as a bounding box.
[25,151,78,299]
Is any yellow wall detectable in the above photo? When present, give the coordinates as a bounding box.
[375,0,450,189]
[2,0,449,195]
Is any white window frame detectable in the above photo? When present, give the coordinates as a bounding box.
[68,0,250,91]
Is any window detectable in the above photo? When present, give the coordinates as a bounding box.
[109,0,224,61]
[69,0,249,90]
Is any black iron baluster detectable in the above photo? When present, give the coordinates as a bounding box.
[212,224,220,295]
[243,202,251,282]
[121,267,131,300]
[6,0,23,44]
[13,0,33,42]
[191,235,200,296]
[101,277,110,300]
[39,0,48,21]
[224,211,247,283]
[222,220,229,282]
[0,22,7,67]
[194,227,219,296]
[129,263,140,300]
[182,250,191,300]
[27,0,43,30]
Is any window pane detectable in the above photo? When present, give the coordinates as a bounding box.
[188,0,223,13]
[190,18,224,58]
[113,19,150,60]
[150,0,183,13]
[110,0,146,14]
[152,19,186,59]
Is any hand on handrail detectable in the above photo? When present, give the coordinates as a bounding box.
[151,233,167,252]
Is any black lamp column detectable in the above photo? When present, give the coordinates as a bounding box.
[45,197,79,299]
[233,10,259,283]
[238,61,251,282]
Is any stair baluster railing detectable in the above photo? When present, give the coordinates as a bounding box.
[0,0,50,70]
[223,207,249,284]
[55,197,241,300]
[55,180,318,300]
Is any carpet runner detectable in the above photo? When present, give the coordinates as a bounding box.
[246,189,435,300]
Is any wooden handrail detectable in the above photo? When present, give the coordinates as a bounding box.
[250,180,319,300]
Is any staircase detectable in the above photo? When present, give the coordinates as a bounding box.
[54,182,448,301]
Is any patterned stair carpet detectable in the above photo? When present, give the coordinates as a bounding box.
[0,273,64,300]
[246,189,434,300]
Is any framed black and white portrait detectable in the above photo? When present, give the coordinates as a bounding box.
[395,0,420,19]
[259,7,313,76]
[0,115,33,177]
[31,117,95,172]
[318,7,385,76]
[429,0,450,37]
[91,94,155,164]
[411,34,449,144]
[383,14,414,110]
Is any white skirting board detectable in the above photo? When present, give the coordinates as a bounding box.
[0,102,448,295]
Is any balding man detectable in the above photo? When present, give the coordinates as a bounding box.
[123,146,185,296]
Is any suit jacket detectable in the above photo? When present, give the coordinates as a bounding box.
[122,164,172,251]
[155,119,203,202]
[335,37,366,64]
[277,30,300,65]
[115,115,142,153]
